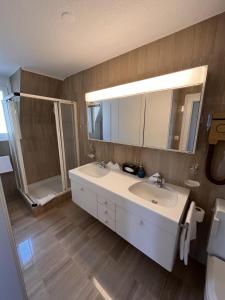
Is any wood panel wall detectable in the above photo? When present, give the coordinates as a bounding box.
[20,69,63,98]
[62,12,225,262]
[20,98,61,184]
[10,69,63,184]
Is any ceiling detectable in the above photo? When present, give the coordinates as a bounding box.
[0,0,225,80]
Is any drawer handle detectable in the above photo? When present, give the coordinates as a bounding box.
[105,220,108,224]
[80,187,84,191]
[104,210,108,214]
[139,220,144,226]
[104,200,108,205]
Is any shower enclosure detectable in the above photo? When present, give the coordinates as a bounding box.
[3,92,79,207]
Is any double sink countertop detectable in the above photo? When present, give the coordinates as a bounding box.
[69,162,190,234]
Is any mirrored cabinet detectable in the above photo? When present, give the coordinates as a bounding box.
[86,66,207,154]
[87,95,145,146]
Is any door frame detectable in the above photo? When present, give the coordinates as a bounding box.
[54,101,80,191]
[179,93,201,151]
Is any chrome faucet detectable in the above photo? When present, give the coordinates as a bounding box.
[153,173,165,188]
[96,161,107,168]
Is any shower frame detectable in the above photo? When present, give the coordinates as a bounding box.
[4,92,80,207]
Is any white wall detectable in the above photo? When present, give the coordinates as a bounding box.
[0,75,11,141]
[0,75,11,94]
[0,179,27,300]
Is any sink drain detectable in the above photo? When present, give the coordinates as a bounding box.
[151,199,158,204]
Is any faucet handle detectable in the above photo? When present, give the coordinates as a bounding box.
[152,173,165,187]
[152,173,163,179]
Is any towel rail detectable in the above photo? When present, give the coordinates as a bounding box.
[180,223,188,229]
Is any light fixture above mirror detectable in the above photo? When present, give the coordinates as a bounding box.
[85,66,208,102]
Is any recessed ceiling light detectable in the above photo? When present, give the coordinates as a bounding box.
[61,11,75,24]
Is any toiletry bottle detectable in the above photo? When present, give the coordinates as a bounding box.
[137,165,145,178]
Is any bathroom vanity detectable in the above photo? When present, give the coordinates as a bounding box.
[69,163,190,271]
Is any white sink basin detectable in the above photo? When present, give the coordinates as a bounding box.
[78,163,110,178]
[129,181,177,208]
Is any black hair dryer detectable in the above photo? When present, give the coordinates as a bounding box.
[206,112,225,185]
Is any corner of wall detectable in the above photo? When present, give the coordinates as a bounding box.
[20,69,63,98]
[9,68,22,93]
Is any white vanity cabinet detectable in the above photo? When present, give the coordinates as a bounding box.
[71,181,177,271]
[69,164,189,272]
[116,205,177,271]
[72,182,116,231]
[71,181,97,218]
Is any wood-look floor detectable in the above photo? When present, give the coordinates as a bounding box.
[7,197,205,300]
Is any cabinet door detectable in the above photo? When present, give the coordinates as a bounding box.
[110,95,144,146]
[71,182,97,218]
[144,90,173,149]
[116,206,176,271]
[102,102,111,142]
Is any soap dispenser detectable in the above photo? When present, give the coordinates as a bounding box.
[137,165,145,178]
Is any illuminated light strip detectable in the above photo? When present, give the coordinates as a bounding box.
[85,66,208,102]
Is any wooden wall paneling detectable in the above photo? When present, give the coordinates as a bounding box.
[63,12,225,262]
[62,72,89,165]
[20,97,61,184]
[8,70,64,185]
[60,104,78,172]
[20,69,63,98]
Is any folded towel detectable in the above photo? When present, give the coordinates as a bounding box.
[107,161,120,170]
[180,201,197,265]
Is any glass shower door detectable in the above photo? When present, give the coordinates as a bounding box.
[4,98,28,195]
[55,102,79,189]
[4,96,78,206]
[20,97,63,205]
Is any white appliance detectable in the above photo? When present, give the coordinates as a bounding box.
[205,198,225,300]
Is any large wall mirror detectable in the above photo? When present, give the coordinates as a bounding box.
[86,66,208,154]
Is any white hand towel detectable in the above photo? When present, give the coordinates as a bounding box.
[184,201,197,265]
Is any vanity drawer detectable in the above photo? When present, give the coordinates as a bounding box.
[116,205,176,271]
[98,202,115,221]
[71,182,97,218]
[97,195,115,212]
[98,212,115,231]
